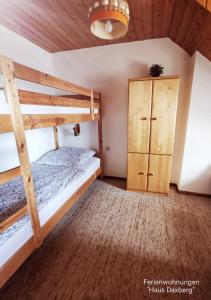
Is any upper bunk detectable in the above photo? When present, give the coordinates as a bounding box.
[0,54,103,241]
[0,55,101,133]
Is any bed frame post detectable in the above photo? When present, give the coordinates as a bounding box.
[98,94,104,178]
[0,56,42,246]
[53,126,59,149]
[90,89,95,120]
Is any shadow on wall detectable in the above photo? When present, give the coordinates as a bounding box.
[98,63,161,177]
[129,62,150,78]
[179,165,211,195]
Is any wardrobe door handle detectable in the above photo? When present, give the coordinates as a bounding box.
[151,117,157,121]
[147,173,154,177]
[140,117,147,121]
[138,172,144,175]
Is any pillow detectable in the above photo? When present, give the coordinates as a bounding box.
[37,147,96,168]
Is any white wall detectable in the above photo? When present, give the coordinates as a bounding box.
[0,24,52,73]
[179,52,211,195]
[53,38,191,184]
[0,23,210,194]
[0,24,55,172]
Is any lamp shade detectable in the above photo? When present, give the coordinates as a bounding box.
[88,1,130,40]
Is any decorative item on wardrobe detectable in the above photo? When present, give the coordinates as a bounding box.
[88,0,130,40]
[149,64,164,77]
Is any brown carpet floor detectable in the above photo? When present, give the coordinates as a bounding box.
[1,180,211,300]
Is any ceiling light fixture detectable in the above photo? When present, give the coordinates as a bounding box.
[88,0,130,40]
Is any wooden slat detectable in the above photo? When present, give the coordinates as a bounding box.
[0,205,28,233]
[161,0,176,37]
[18,90,100,109]
[53,126,59,149]
[0,237,35,288]
[207,0,211,12]
[0,2,64,52]
[98,95,104,177]
[175,1,198,47]
[13,62,100,99]
[0,115,13,133]
[152,0,166,38]
[90,89,94,120]
[169,0,188,42]
[0,167,21,185]
[128,0,144,40]
[182,2,208,54]
[59,0,101,47]
[141,0,153,39]
[0,56,41,245]
[188,12,211,56]
[0,113,100,133]
[0,1,211,62]
[196,0,207,6]
[25,0,88,50]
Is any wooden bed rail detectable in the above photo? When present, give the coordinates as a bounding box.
[0,205,28,233]
[11,62,100,99]
[0,167,21,185]
[0,113,100,133]
[0,55,41,245]
[18,90,100,109]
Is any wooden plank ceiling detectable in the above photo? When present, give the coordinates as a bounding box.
[0,0,211,60]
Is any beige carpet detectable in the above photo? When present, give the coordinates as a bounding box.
[1,180,211,300]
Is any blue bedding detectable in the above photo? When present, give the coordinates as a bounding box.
[0,162,81,246]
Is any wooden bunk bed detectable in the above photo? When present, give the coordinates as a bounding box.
[0,55,103,287]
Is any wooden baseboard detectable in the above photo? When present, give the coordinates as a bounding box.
[103,179,210,198]
[170,183,211,198]
[103,175,126,181]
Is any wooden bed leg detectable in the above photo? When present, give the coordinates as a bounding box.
[53,126,59,149]
[90,89,95,121]
[98,94,104,179]
[0,56,42,247]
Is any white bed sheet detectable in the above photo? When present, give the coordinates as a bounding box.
[0,157,100,267]
[0,102,99,115]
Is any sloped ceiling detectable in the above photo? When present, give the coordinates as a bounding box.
[0,0,210,60]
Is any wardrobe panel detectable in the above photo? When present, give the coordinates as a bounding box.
[150,78,179,155]
[127,153,148,191]
[128,81,152,153]
[148,154,172,193]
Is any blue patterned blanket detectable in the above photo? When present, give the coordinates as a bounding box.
[0,162,81,246]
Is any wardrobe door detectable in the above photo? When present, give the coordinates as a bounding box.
[127,153,148,191]
[128,81,152,153]
[150,78,179,155]
[148,155,172,193]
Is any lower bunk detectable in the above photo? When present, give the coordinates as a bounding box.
[0,156,101,287]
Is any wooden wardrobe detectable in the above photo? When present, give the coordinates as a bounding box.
[127,76,180,194]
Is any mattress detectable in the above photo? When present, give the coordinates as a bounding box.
[0,157,100,267]
[0,100,99,115]
[1,163,79,224]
